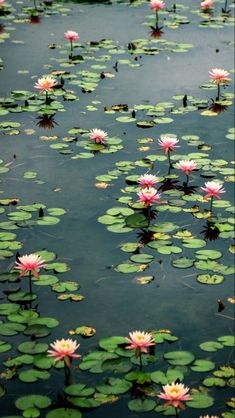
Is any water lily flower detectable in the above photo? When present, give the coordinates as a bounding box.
[158,136,179,154]
[201,0,214,11]
[176,160,197,176]
[34,76,58,93]
[209,68,230,85]
[137,187,161,206]
[0,0,5,6]
[201,181,225,200]
[64,30,79,41]
[138,174,158,188]
[47,338,81,367]
[157,382,192,408]
[126,331,155,354]
[89,128,108,144]
[150,0,165,27]
[64,30,79,55]
[150,0,165,10]
[199,416,219,418]
[15,254,46,279]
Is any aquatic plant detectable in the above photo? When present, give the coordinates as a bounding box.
[158,382,192,415]
[200,0,214,12]
[48,338,81,383]
[201,180,226,213]
[64,30,79,56]
[125,330,155,369]
[150,0,165,28]
[34,76,58,104]
[137,187,161,207]
[176,160,197,185]
[209,68,230,99]
[15,253,46,293]
[89,128,108,144]
[137,173,158,188]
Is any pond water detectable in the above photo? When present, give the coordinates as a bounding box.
[0,0,234,417]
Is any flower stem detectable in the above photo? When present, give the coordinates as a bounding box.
[139,352,143,371]
[224,0,228,11]
[70,39,73,55]
[209,196,214,214]
[64,361,71,386]
[156,10,159,28]
[147,205,151,228]
[29,271,32,294]
[186,174,189,186]
[175,408,179,418]
[217,82,220,100]
[167,151,172,173]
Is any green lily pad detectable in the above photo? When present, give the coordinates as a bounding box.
[164,350,195,366]
[99,336,127,351]
[64,384,95,397]
[203,377,226,387]
[19,369,50,383]
[195,249,222,260]
[130,253,153,263]
[115,263,142,273]
[15,395,51,411]
[200,341,224,352]
[0,322,25,336]
[125,213,148,228]
[44,262,70,273]
[51,281,79,293]
[197,274,224,285]
[128,399,156,412]
[46,409,82,418]
[186,391,214,408]
[96,378,132,395]
[18,341,48,354]
[0,340,12,353]
[217,335,235,347]
[172,257,195,269]
[191,359,215,372]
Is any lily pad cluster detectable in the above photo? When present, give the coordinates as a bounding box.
[1,328,234,417]
[97,126,234,284]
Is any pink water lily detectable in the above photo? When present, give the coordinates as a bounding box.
[150,0,165,10]
[89,128,108,144]
[34,76,58,93]
[199,416,219,418]
[47,338,81,367]
[201,0,214,10]
[126,331,155,354]
[201,181,225,200]
[158,382,192,409]
[15,254,46,279]
[209,68,230,85]
[0,0,5,6]
[138,174,158,188]
[137,187,161,207]
[64,30,79,41]
[158,136,179,154]
[176,160,197,176]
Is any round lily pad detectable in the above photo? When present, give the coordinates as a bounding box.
[164,350,195,365]
[197,274,224,285]
[46,408,82,418]
[191,359,215,372]
[15,395,51,410]
[128,399,156,412]
[199,341,224,352]
[186,392,214,408]
[172,257,195,269]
